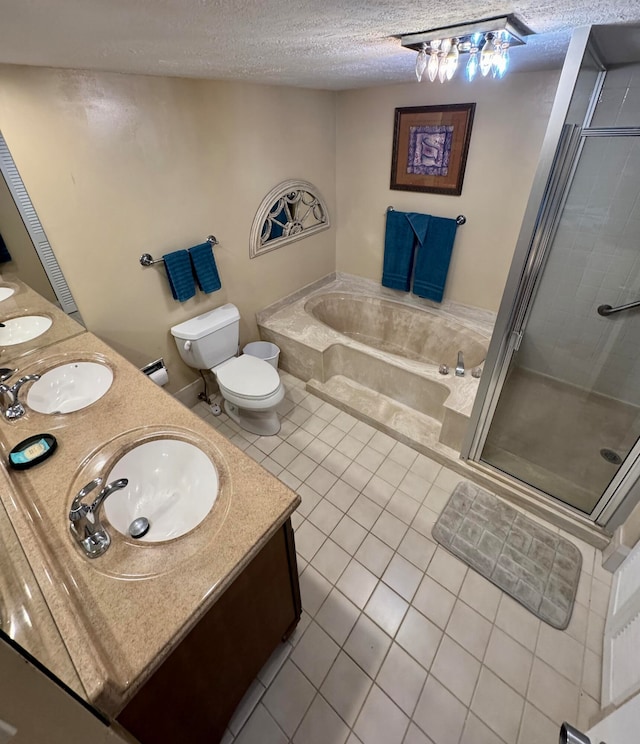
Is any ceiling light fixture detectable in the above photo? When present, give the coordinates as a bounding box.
[400,15,533,84]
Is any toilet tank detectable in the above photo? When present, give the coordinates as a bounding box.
[171,304,240,370]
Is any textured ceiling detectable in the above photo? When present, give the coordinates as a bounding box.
[2,1,640,89]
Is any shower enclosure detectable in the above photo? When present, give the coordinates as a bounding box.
[464,25,640,529]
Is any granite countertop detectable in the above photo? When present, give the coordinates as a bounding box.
[0,289,300,716]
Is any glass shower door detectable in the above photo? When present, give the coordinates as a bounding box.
[481,133,640,516]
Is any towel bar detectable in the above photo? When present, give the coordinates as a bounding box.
[140,235,219,267]
[386,206,466,226]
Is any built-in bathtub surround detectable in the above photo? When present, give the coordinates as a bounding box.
[257,273,494,460]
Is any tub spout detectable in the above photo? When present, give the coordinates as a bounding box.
[455,351,465,377]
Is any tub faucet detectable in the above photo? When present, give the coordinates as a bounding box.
[69,477,128,558]
[0,373,40,419]
[455,351,465,377]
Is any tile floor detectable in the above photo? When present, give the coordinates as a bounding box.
[191,372,612,744]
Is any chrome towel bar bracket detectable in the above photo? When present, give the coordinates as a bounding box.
[597,299,640,316]
[140,235,219,267]
[386,206,466,225]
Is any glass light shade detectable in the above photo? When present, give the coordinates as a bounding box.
[427,39,441,82]
[466,48,479,81]
[438,39,450,84]
[480,33,496,77]
[445,39,459,80]
[416,44,428,81]
[493,43,510,78]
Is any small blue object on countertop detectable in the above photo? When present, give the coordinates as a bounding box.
[188,242,221,294]
[163,249,196,302]
[412,216,458,303]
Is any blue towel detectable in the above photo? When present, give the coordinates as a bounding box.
[163,250,196,302]
[0,233,11,263]
[382,210,424,291]
[188,242,221,294]
[412,216,458,303]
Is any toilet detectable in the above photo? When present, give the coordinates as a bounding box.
[171,304,285,436]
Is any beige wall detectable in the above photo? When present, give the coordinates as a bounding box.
[0,67,336,392]
[0,172,57,303]
[335,70,561,312]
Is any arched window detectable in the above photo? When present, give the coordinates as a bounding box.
[250,180,330,258]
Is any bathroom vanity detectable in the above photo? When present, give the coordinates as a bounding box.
[0,277,301,742]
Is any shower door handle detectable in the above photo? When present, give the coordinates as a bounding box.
[597,299,640,316]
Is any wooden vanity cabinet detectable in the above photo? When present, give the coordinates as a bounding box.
[117,518,301,743]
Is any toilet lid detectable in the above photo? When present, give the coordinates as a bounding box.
[215,355,280,399]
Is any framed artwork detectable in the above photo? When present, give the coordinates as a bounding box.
[390,103,476,196]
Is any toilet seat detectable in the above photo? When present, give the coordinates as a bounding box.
[214,354,281,401]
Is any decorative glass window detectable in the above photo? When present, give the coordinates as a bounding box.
[250,179,330,258]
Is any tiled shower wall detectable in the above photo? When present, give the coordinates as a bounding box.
[518,63,640,405]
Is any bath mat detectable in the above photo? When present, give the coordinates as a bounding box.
[432,481,582,629]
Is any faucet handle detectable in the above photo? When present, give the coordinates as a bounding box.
[10,374,40,395]
[0,368,16,383]
[69,478,102,521]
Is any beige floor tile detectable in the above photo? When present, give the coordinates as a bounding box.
[326,479,361,512]
[517,704,557,744]
[411,505,440,538]
[412,575,456,630]
[365,582,409,636]
[291,620,340,687]
[536,623,584,686]
[355,446,386,473]
[316,587,360,646]
[299,565,333,616]
[565,601,588,646]
[371,511,409,549]
[296,483,323,518]
[308,499,344,535]
[262,661,316,737]
[581,648,602,702]
[319,423,347,447]
[324,449,353,477]
[344,614,393,677]
[258,641,292,687]
[434,467,463,492]
[409,454,441,483]
[279,469,302,491]
[336,559,378,609]
[350,420,377,444]
[235,704,288,744]
[355,533,394,577]
[459,570,502,622]
[527,658,580,725]
[303,438,333,464]
[446,600,492,661]
[413,675,466,744]
[312,539,351,584]
[423,485,452,513]
[431,635,481,705]
[386,490,422,525]
[460,713,506,744]
[349,495,384,531]
[354,685,409,744]
[589,578,611,618]
[376,642,427,715]
[403,722,435,744]
[287,428,315,452]
[471,668,524,743]
[316,401,341,422]
[331,515,368,555]
[362,475,396,507]
[340,434,367,460]
[271,441,299,467]
[398,470,431,502]
[426,547,467,595]
[484,627,533,696]
[389,441,419,469]
[494,594,541,652]
[397,529,437,572]
[577,692,600,731]
[382,554,423,602]
[586,611,605,656]
[396,607,443,671]
[343,462,374,492]
[228,678,267,735]
[376,458,408,488]
[295,520,327,561]
[288,452,318,480]
[321,651,373,727]
[306,465,339,495]
[293,694,350,744]
[369,430,396,456]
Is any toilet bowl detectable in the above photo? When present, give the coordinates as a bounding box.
[170,303,285,436]
[214,354,285,435]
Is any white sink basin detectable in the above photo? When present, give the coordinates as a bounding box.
[26,361,114,414]
[0,286,15,301]
[103,439,219,542]
[0,315,52,345]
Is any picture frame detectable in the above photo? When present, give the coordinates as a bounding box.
[390,103,476,196]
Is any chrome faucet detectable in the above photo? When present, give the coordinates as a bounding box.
[0,373,40,419]
[455,350,465,377]
[69,477,128,558]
